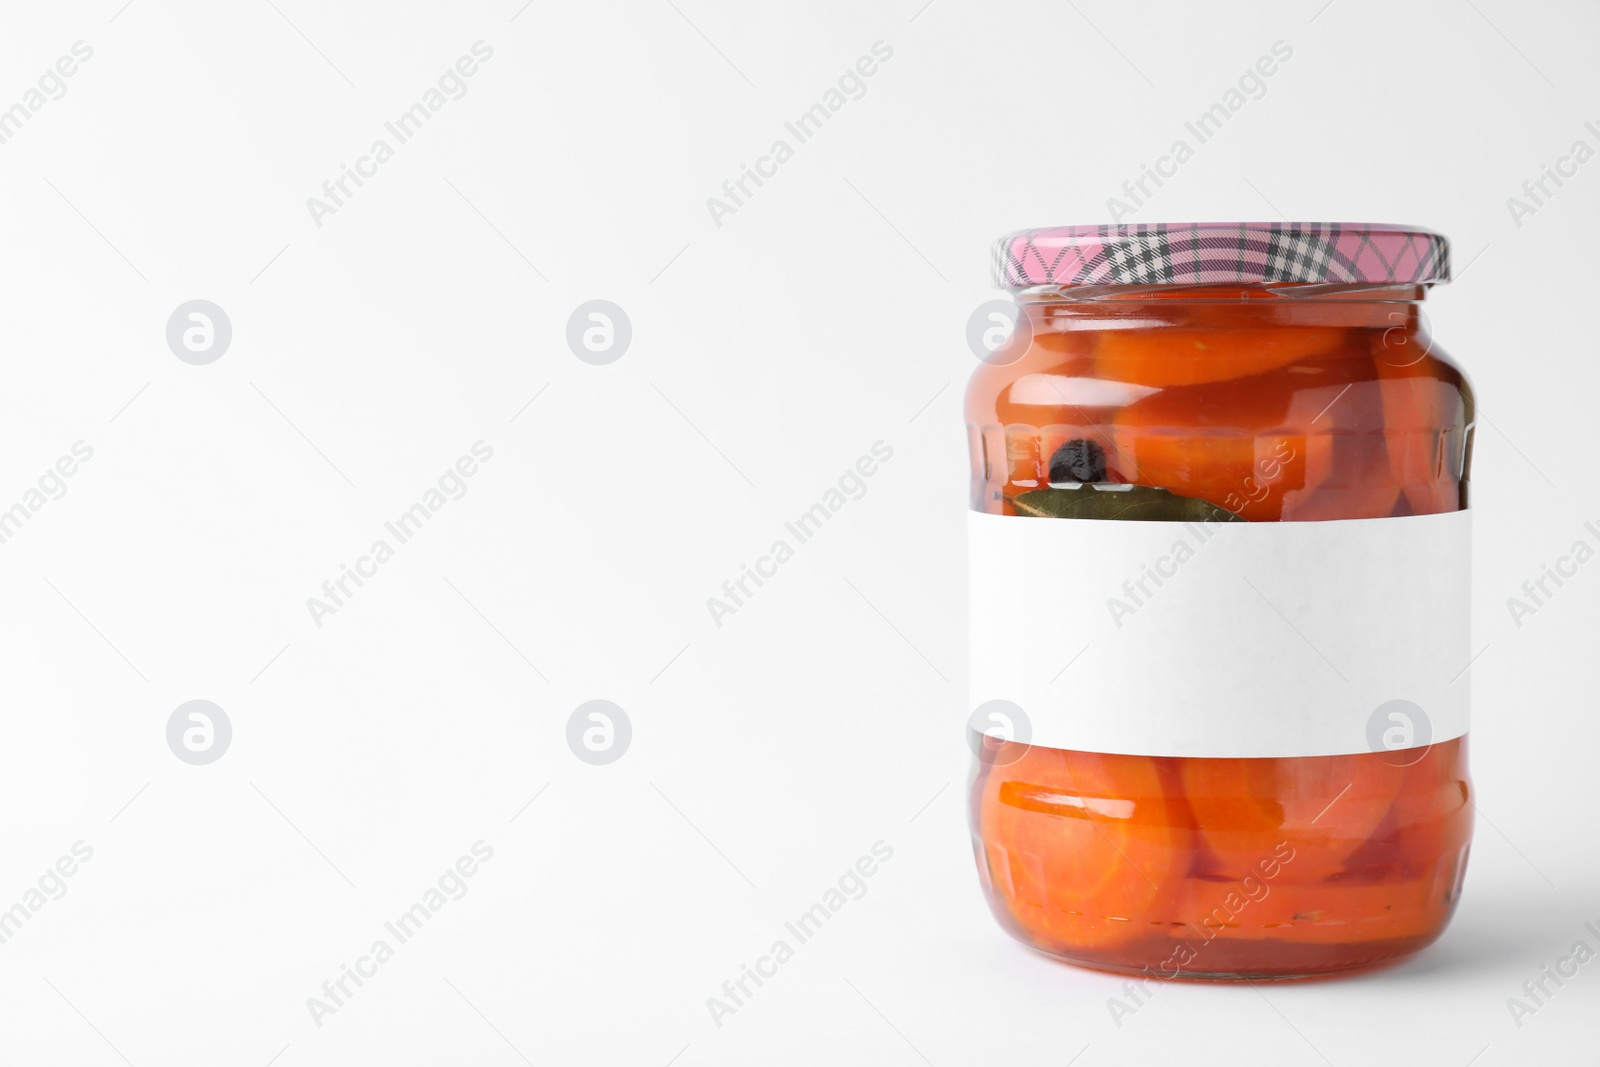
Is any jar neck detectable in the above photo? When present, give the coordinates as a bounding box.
[1015,283,1431,331]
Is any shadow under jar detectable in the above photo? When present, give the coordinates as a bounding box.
[965,223,1474,980]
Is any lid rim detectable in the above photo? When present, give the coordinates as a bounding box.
[993,222,1451,289]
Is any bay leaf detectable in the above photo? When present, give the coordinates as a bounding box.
[1012,484,1243,523]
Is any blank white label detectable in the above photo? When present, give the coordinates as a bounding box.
[968,509,1471,758]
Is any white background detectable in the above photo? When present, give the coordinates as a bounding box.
[0,1,1595,1064]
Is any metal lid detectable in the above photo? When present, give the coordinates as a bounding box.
[993,222,1450,289]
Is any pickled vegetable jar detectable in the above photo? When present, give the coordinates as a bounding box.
[966,223,1473,979]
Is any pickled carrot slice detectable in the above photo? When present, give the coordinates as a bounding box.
[1094,327,1348,388]
[1373,354,1465,516]
[1179,755,1406,883]
[978,744,1189,954]
[1024,323,1098,369]
[1110,382,1297,520]
[1386,738,1473,879]
[1112,362,1403,520]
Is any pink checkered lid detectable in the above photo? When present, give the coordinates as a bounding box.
[993,223,1450,289]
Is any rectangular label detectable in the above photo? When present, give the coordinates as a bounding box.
[968,509,1471,758]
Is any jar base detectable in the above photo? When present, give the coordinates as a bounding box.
[1015,930,1446,982]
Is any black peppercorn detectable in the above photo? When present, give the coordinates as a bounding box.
[1049,438,1107,483]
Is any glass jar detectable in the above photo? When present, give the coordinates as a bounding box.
[965,223,1473,980]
